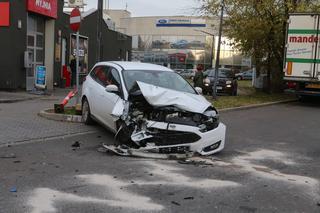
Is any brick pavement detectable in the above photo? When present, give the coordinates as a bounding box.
[0,90,95,146]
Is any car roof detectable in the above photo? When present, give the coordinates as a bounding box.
[95,61,173,72]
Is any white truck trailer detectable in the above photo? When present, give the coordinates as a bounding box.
[284,14,320,98]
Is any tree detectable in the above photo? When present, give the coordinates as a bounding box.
[199,0,320,92]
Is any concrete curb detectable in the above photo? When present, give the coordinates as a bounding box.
[219,99,298,113]
[0,97,37,103]
[38,108,83,123]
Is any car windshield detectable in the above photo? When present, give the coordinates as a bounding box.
[123,70,196,94]
[207,69,234,78]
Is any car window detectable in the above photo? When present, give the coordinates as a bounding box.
[90,66,110,87]
[123,70,196,94]
[108,68,121,88]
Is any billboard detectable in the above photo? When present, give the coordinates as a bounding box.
[35,66,46,89]
[70,34,89,74]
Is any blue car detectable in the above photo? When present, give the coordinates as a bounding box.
[235,70,253,80]
[170,40,189,49]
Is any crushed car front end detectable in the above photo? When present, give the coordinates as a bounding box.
[114,81,226,156]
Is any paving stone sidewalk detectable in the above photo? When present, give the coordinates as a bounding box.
[0,89,95,146]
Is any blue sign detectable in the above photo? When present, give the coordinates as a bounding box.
[156,18,206,27]
[158,19,168,24]
[35,66,46,88]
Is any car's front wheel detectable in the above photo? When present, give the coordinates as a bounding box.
[82,98,93,125]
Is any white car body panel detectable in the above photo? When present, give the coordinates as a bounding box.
[136,81,211,114]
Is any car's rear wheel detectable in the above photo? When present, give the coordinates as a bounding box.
[237,76,242,80]
[82,98,93,125]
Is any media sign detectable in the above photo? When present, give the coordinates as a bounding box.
[156,18,206,27]
[27,0,58,19]
[35,66,47,89]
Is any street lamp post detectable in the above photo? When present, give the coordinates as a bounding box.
[212,0,225,99]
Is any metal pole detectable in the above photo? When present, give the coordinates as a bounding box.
[212,0,224,99]
[211,35,215,68]
[96,0,103,62]
[76,31,80,104]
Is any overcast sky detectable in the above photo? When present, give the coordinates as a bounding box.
[85,0,199,17]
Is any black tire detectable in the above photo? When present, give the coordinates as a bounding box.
[82,98,93,125]
[237,76,242,80]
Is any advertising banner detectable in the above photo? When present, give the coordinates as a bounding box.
[27,0,58,19]
[0,2,10,26]
[70,34,88,74]
[35,66,46,89]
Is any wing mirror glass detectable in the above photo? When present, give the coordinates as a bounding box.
[105,84,119,93]
[195,87,203,94]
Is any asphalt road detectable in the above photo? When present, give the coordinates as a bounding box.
[0,101,320,213]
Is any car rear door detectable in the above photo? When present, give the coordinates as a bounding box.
[86,66,105,119]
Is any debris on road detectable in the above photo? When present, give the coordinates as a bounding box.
[10,187,17,193]
[102,144,193,160]
[0,153,16,159]
[184,197,194,200]
[71,141,81,148]
[171,201,181,206]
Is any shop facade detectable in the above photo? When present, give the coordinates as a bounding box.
[0,0,132,90]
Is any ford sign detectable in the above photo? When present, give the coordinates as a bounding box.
[158,19,167,24]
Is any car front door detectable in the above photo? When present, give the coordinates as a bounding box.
[95,66,123,131]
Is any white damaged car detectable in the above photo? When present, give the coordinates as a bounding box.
[81,62,226,156]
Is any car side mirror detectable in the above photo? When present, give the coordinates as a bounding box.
[195,87,203,94]
[105,84,119,93]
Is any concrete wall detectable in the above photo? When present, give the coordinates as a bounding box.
[0,0,27,89]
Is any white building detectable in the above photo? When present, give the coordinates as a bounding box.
[105,10,243,70]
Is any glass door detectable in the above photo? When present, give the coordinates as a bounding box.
[26,14,45,90]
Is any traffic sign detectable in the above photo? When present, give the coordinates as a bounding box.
[70,7,81,32]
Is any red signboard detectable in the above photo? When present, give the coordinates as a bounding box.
[0,2,10,26]
[27,0,58,19]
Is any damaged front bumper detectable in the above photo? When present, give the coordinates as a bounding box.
[138,120,226,155]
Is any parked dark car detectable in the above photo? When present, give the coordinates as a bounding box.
[202,68,238,96]
[235,70,253,80]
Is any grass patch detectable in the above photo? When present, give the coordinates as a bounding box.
[207,80,296,109]
[64,107,77,115]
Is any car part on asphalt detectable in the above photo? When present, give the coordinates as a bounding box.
[102,144,194,159]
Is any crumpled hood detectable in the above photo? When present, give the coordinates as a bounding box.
[136,81,212,114]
